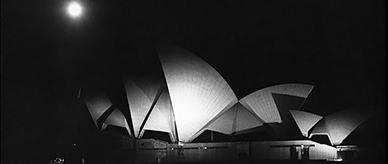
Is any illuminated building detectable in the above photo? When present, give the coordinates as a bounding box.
[81,44,373,162]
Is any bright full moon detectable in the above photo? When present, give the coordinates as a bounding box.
[67,1,83,18]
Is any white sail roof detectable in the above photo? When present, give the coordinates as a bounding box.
[239,84,314,123]
[124,79,161,137]
[235,105,264,132]
[83,90,112,128]
[140,88,177,142]
[309,109,373,145]
[205,105,236,135]
[104,108,131,136]
[158,45,238,142]
[201,103,263,135]
[289,110,322,137]
[135,75,163,101]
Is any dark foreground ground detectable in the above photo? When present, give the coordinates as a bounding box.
[155,160,383,164]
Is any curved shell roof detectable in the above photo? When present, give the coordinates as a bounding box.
[289,110,322,137]
[198,103,263,136]
[239,84,314,123]
[83,89,112,128]
[158,45,238,142]
[124,79,160,137]
[104,108,131,136]
[309,109,374,145]
[140,88,177,142]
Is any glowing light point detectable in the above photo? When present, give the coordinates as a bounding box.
[67,1,83,18]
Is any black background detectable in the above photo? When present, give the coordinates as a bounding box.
[2,0,385,163]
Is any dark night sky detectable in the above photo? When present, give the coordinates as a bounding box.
[1,0,385,162]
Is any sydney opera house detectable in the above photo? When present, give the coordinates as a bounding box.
[66,42,382,163]
[80,44,378,163]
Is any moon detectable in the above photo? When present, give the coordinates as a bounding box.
[66,1,83,19]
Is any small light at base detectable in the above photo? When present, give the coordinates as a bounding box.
[66,1,83,18]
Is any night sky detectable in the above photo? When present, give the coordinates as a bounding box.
[2,0,385,163]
